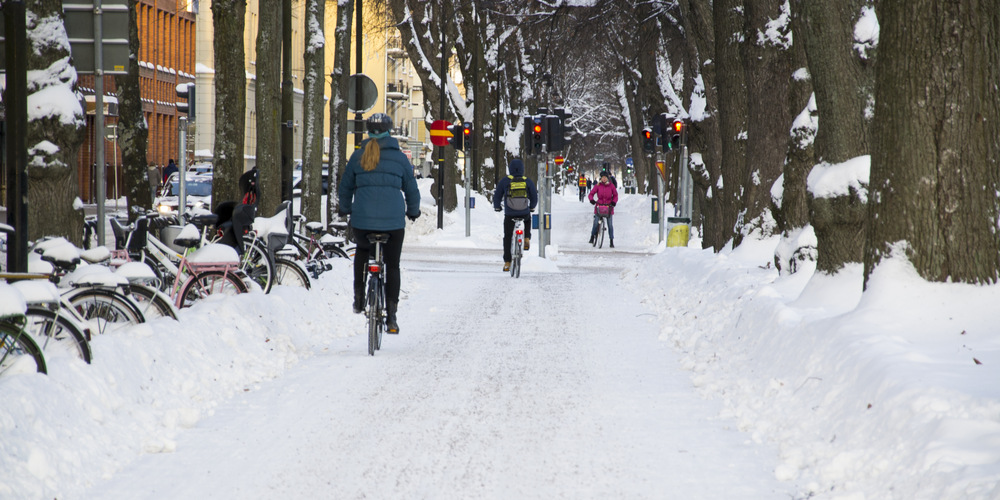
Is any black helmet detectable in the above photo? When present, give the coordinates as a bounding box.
[366,113,393,134]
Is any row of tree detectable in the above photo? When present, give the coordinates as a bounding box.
[380,0,998,285]
[11,0,998,285]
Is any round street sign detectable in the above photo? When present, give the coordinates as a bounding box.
[554,155,565,165]
[430,120,453,147]
[347,73,378,113]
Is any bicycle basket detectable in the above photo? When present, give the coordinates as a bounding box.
[596,204,612,217]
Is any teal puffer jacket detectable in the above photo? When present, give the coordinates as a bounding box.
[338,135,421,231]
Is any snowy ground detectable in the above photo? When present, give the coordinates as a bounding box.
[2,179,1000,499]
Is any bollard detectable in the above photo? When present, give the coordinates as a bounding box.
[666,217,690,247]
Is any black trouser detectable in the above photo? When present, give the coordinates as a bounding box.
[353,227,405,304]
[503,214,532,262]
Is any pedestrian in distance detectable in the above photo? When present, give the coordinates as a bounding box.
[338,113,421,334]
[588,172,619,248]
[493,158,538,272]
[162,158,178,184]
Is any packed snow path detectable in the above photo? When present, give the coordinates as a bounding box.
[86,241,792,498]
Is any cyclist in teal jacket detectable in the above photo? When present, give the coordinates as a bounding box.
[338,113,421,333]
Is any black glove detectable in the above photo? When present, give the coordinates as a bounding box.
[610,202,616,207]
[590,200,596,205]
[407,212,420,222]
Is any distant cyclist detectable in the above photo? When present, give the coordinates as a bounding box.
[577,174,587,202]
[338,113,421,334]
[588,172,619,248]
[493,158,538,271]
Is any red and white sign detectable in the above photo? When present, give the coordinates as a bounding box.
[430,120,452,147]
[554,155,565,165]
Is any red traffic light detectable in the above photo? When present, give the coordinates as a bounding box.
[533,124,543,134]
[643,130,652,140]
[672,120,684,132]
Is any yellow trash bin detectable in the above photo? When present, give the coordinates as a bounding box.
[666,217,690,247]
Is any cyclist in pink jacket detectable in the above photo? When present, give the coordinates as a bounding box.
[588,171,619,248]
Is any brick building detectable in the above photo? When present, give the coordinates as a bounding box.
[76,0,196,202]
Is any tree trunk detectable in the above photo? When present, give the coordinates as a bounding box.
[256,1,282,216]
[26,0,87,244]
[117,0,151,221]
[300,0,325,222]
[328,0,353,224]
[712,0,748,250]
[387,0,457,212]
[866,0,1000,285]
[212,0,247,208]
[798,0,872,274]
[678,0,721,243]
[738,0,792,245]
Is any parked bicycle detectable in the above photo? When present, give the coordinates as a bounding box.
[0,284,48,375]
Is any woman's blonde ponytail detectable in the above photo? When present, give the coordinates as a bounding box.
[361,138,381,171]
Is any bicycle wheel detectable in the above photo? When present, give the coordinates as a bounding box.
[241,241,275,293]
[366,276,380,356]
[65,287,146,335]
[128,283,179,320]
[22,306,92,363]
[375,277,385,351]
[598,218,606,249]
[0,319,47,375]
[178,270,249,308]
[274,257,312,289]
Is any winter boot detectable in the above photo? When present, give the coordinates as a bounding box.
[386,301,399,334]
[589,234,596,244]
[610,238,615,248]
[503,262,511,272]
[353,285,365,314]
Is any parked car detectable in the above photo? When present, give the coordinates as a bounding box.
[155,172,213,215]
[292,166,330,197]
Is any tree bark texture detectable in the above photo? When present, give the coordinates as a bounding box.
[738,0,792,244]
[798,0,872,273]
[712,0,748,250]
[300,0,325,222]
[26,0,87,244]
[256,1,283,216]
[328,0,353,223]
[866,0,1000,285]
[117,0,152,221]
[212,0,247,208]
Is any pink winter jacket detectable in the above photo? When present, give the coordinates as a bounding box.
[588,181,619,215]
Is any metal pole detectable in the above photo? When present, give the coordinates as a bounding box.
[353,0,363,149]
[681,144,692,219]
[94,0,106,246]
[178,117,187,219]
[436,8,447,230]
[464,150,471,237]
[657,152,665,243]
[4,1,28,271]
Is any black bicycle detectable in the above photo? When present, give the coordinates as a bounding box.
[593,204,612,248]
[365,233,390,356]
[510,218,524,278]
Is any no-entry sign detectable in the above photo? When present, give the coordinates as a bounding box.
[430,120,452,146]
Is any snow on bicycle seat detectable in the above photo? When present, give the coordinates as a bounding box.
[80,246,112,264]
[64,264,130,287]
[35,237,81,269]
[10,280,61,306]
[0,283,27,318]
[172,224,203,249]
[187,243,240,264]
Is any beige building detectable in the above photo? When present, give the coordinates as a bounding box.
[193,1,427,172]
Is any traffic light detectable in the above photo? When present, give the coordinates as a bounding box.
[642,127,655,152]
[668,120,684,150]
[176,82,195,120]
[548,108,573,152]
[462,122,473,147]
[447,122,464,150]
[524,115,546,154]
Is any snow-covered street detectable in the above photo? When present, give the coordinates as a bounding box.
[84,243,789,499]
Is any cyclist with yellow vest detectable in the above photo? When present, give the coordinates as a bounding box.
[577,174,588,202]
[493,158,538,271]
